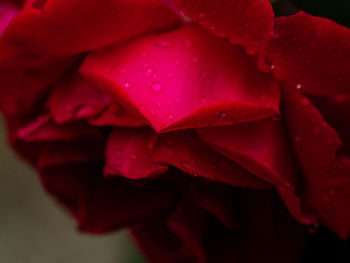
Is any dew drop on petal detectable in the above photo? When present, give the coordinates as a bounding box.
[167,73,174,78]
[296,84,302,90]
[124,82,131,89]
[257,57,274,72]
[144,68,153,77]
[151,82,162,92]
[130,154,137,160]
[218,111,228,120]
[168,114,174,120]
[307,222,320,234]
[272,113,281,121]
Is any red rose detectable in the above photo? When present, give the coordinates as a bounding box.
[1,0,350,262]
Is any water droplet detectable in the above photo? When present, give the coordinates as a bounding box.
[158,40,172,49]
[218,111,228,120]
[246,47,257,55]
[307,222,320,234]
[144,63,149,68]
[152,73,158,78]
[296,84,302,90]
[139,105,146,111]
[144,68,153,77]
[121,68,127,73]
[210,25,215,30]
[272,113,281,121]
[167,73,174,78]
[198,13,206,19]
[175,60,180,65]
[151,82,162,92]
[130,154,137,160]
[124,82,131,89]
[200,72,207,79]
[257,57,274,72]
[156,101,162,108]
[168,114,174,119]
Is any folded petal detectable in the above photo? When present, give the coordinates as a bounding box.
[1,0,181,56]
[152,130,270,189]
[47,74,110,123]
[88,102,147,127]
[258,12,350,96]
[81,24,280,132]
[173,0,274,45]
[197,118,315,224]
[283,88,350,238]
[104,127,168,179]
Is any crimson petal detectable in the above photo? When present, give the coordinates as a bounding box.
[104,127,167,179]
[283,88,350,239]
[81,24,280,132]
[173,0,274,45]
[258,12,350,96]
[152,130,270,189]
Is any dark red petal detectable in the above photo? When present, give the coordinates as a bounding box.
[0,0,181,56]
[196,119,315,224]
[167,200,208,263]
[308,94,350,156]
[88,102,147,127]
[132,220,195,263]
[173,0,274,45]
[17,114,102,142]
[47,74,110,123]
[283,88,350,238]
[77,176,177,234]
[197,119,297,188]
[258,12,350,96]
[104,127,167,179]
[81,24,280,132]
[152,130,270,189]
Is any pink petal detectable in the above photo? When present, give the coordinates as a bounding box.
[81,24,280,132]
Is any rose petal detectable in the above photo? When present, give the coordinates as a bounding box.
[0,0,181,56]
[88,102,147,127]
[197,119,297,188]
[152,130,270,189]
[173,0,274,45]
[47,74,110,123]
[258,12,350,96]
[81,24,280,132]
[283,87,350,238]
[104,127,168,179]
[17,114,102,142]
[0,2,18,35]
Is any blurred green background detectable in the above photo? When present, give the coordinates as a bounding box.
[0,116,146,263]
